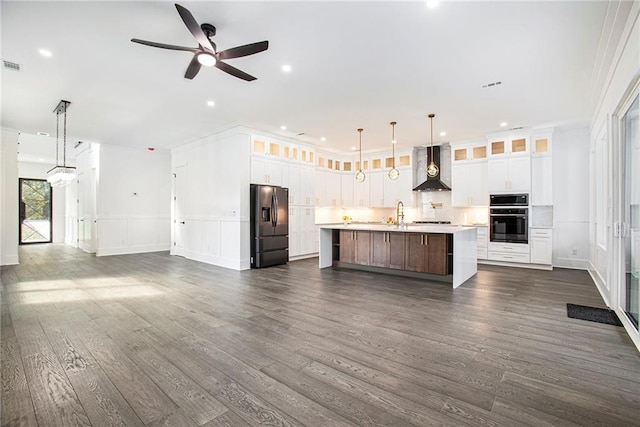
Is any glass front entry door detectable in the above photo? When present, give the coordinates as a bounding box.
[19,178,52,244]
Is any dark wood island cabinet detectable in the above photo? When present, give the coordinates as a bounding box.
[321,224,478,288]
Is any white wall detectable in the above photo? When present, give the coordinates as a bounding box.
[96,144,171,256]
[18,161,66,243]
[553,126,591,269]
[0,129,19,265]
[171,126,251,270]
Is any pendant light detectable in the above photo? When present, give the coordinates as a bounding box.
[388,121,399,180]
[46,100,76,187]
[426,113,439,178]
[355,128,366,183]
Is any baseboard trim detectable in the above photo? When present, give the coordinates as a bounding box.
[478,260,552,271]
[0,255,19,266]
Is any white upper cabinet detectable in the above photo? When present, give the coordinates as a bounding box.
[250,156,282,185]
[326,171,341,207]
[299,165,315,206]
[368,172,385,207]
[315,169,327,206]
[353,177,370,208]
[452,162,489,206]
[451,142,488,206]
[488,136,530,158]
[341,174,354,207]
[531,133,553,205]
[487,135,531,193]
[252,138,281,157]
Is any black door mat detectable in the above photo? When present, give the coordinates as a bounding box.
[567,303,623,326]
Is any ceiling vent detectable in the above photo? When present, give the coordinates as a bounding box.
[3,60,21,71]
[481,81,502,88]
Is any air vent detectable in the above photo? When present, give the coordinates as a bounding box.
[510,126,524,130]
[481,81,502,88]
[3,60,21,71]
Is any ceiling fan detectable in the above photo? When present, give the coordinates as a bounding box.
[131,3,268,81]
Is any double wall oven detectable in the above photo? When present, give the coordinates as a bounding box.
[490,194,528,244]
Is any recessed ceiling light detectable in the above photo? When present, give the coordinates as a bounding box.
[320,137,326,142]
[37,131,49,136]
[440,131,446,136]
[39,49,52,57]
[500,122,508,127]
[282,64,292,72]
[280,125,287,130]
[426,1,439,9]
[206,100,215,107]
[351,146,357,151]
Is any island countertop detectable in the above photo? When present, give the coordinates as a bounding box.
[320,224,476,234]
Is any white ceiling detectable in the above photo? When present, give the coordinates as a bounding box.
[1,1,613,157]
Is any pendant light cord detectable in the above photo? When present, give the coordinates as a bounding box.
[430,115,434,161]
[358,128,363,166]
[391,121,396,168]
[63,106,67,167]
[55,110,60,167]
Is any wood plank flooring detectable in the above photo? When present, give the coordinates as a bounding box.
[2,244,639,426]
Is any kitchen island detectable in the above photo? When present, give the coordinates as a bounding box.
[319,224,477,288]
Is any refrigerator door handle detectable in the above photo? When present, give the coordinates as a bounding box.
[272,192,277,227]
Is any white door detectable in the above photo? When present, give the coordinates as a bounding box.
[621,94,639,332]
[173,165,187,257]
[77,169,96,253]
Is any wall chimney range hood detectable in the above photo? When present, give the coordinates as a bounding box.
[413,146,451,192]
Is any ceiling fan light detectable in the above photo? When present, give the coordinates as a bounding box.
[197,52,216,66]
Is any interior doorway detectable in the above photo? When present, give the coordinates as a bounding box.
[19,178,52,244]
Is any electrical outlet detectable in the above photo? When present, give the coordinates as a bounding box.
[572,248,578,256]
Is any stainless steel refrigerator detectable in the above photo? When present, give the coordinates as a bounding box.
[250,184,289,268]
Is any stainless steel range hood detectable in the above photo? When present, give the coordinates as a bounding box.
[413,146,451,192]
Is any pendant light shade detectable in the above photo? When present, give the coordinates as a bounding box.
[388,121,399,180]
[47,100,76,187]
[355,128,366,183]
[426,113,439,178]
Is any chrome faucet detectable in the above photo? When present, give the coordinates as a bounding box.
[396,201,405,225]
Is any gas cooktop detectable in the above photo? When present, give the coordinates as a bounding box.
[412,220,452,224]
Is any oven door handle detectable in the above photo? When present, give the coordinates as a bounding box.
[490,214,528,217]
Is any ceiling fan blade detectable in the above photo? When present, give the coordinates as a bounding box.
[215,61,256,81]
[185,55,201,79]
[131,38,198,53]
[217,41,269,61]
[175,3,216,53]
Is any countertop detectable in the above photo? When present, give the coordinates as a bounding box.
[319,223,476,234]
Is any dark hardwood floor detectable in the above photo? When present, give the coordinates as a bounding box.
[2,244,639,426]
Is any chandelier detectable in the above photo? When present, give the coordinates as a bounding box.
[47,100,76,187]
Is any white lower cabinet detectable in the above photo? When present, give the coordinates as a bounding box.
[289,206,316,258]
[530,228,552,265]
[488,242,530,263]
[476,226,488,260]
